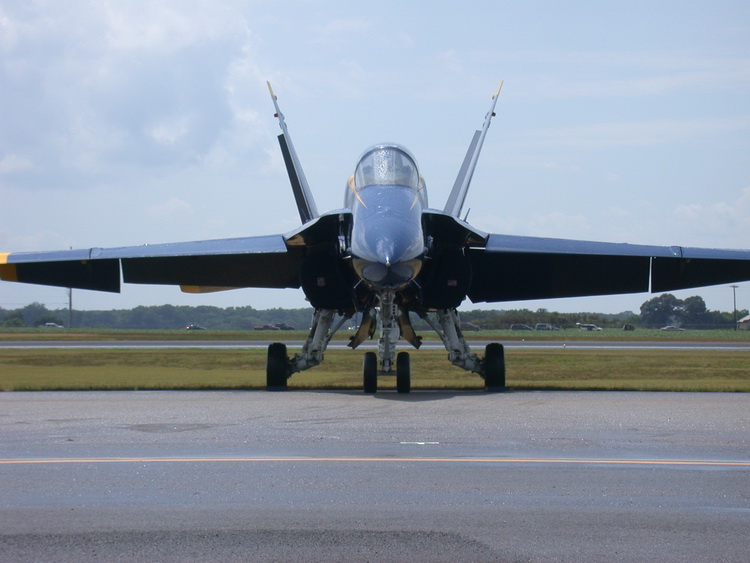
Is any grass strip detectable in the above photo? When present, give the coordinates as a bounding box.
[2,328,750,341]
[0,348,748,392]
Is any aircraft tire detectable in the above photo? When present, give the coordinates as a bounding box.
[483,343,507,392]
[363,352,378,393]
[396,352,411,393]
[267,342,289,391]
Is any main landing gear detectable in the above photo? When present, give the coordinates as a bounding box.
[266,342,290,391]
[482,342,507,392]
[265,308,351,392]
[264,297,508,393]
[363,352,377,393]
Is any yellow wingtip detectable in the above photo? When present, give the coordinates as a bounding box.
[266,81,277,100]
[181,285,239,294]
[493,80,504,99]
[0,253,17,282]
[0,263,18,282]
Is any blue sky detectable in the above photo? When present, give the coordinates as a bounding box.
[1,0,749,315]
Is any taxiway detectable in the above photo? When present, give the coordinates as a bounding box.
[1,391,748,562]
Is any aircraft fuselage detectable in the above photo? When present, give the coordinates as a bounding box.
[346,144,428,290]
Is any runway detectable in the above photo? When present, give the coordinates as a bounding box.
[1,391,748,562]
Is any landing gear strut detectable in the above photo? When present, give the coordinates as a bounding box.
[422,308,509,392]
[265,308,351,390]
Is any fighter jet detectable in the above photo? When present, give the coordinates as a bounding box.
[3,82,750,393]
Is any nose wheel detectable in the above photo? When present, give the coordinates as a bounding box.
[362,351,411,393]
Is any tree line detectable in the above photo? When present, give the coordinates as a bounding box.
[636,294,745,329]
[0,293,744,330]
[0,303,316,331]
[464,294,745,330]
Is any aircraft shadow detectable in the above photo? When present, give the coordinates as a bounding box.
[326,389,509,402]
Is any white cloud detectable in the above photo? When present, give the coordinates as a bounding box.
[0,154,33,173]
[673,187,750,246]
[146,197,194,220]
[312,18,369,44]
[522,116,750,149]
[147,117,190,146]
[1,1,264,190]
[542,161,581,173]
[440,50,463,73]
[472,210,592,239]
[510,51,750,99]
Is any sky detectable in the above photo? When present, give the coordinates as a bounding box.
[1,0,749,315]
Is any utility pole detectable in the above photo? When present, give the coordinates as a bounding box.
[730,285,739,330]
[67,245,73,329]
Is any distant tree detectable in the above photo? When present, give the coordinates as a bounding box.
[681,295,708,326]
[2,313,25,327]
[640,294,682,328]
[128,306,162,329]
[18,302,51,327]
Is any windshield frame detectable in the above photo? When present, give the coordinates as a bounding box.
[353,144,420,190]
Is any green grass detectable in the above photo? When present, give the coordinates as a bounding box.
[0,328,294,341]
[1,348,748,392]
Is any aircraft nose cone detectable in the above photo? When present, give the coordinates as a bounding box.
[350,203,425,289]
[353,233,424,288]
[359,259,420,288]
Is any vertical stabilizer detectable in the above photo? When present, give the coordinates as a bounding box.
[443,81,503,218]
[267,82,319,224]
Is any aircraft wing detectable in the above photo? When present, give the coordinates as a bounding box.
[0,210,348,294]
[0,234,304,294]
[466,233,750,303]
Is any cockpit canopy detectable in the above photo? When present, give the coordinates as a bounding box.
[346,143,427,208]
[354,144,420,189]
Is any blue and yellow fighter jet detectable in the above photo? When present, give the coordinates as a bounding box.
[3,82,750,392]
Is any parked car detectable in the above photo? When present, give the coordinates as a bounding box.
[510,324,533,331]
[254,324,281,330]
[185,324,206,330]
[576,323,603,331]
[535,323,560,331]
[660,325,685,331]
[274,322,295,330]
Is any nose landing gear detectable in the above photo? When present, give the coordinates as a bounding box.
[396,352,411,393]
[362,350,411,393]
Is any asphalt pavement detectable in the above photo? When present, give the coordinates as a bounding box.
[1,390,748,562]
